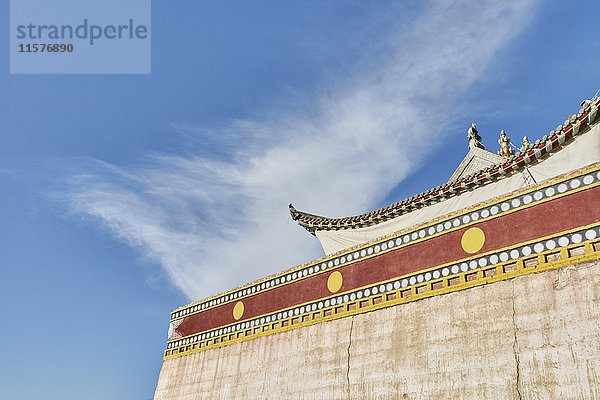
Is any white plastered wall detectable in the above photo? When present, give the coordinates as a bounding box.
[316,123,600,255]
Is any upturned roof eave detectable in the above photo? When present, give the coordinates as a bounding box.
[290,98,600,234]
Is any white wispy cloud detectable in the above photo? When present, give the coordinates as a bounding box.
[67,1,536,300]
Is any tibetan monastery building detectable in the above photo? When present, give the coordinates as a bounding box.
[154,96,600,399]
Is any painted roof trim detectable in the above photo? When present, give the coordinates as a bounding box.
[290,98,600,235]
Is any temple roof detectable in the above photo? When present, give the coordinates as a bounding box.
[290,98,599,236]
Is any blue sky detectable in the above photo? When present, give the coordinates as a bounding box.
[2,1,600,399]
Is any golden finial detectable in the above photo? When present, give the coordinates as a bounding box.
[497,130,515,158]
[520,136,530,153]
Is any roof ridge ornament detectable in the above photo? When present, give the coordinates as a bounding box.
[520,136,531,153]
[289,204,300,221]
[467,122,484,150]
[497,130,515,158]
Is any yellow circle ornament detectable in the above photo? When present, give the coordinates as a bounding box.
[233,301,244,320]
[327,271,343,293]
[461,227,486,254]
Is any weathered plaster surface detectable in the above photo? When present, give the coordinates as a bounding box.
[155,260,600,399]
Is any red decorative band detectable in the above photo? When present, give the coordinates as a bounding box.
[170,171,600,342]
